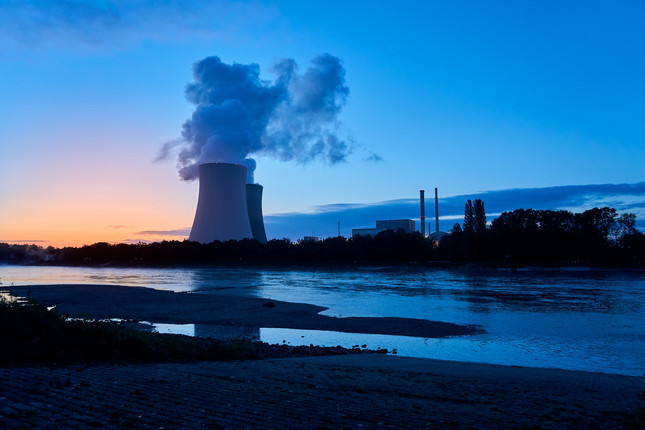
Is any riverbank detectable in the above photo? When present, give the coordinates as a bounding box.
[7,284,482,338]
[3,284,644,428]
[2,355,643,429]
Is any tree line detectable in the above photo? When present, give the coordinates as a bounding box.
[1,230,432,267]
[1,203,644,267]
[439,200,645,265]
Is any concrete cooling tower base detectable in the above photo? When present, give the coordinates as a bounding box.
[189,163,253,243]
[246,184,268,244]
[188,163,268,244]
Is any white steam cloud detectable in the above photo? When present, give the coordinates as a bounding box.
[172,54,350,183]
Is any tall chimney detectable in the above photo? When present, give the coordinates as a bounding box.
[189,163,253,243]
[435,187,439,233]
[419,190,426,237]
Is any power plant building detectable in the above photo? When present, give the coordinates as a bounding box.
[352,219,415,238]
[189,163,267,244]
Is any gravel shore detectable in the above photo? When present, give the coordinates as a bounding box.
[2,355,644,429]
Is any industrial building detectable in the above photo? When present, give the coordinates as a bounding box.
[352,188,443,239]
[352,219,415,238]
[188,163,267,244]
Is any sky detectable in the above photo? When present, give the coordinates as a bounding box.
[1,0,644,247]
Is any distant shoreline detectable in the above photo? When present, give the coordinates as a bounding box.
[20,260,645,272]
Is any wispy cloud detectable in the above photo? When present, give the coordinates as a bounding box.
[363,152,384,163]
[0,0,277,54]
[264,182,645,240]
[0,239,48,244]
[135,228,190,237]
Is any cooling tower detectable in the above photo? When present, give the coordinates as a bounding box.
[189,163,253,243]
[246,183,268,244]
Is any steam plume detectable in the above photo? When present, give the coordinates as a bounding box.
[173,54,350,183]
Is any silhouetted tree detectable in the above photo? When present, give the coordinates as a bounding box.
[458,199,489,260]
[473,199,487,234]
[485,206,641,264]
[437,223,465,261]
[616,213,637,242]
[463,200,475,233]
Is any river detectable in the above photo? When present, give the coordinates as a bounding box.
[1,265,643,376]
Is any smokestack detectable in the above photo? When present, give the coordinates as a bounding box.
[246,184,267,244]
[420,190,426,237]
[435,187,439,233]
[189,163,253,243]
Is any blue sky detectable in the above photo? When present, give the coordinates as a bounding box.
[1,1,643,246]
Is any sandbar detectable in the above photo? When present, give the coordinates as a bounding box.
[7,284,482,338]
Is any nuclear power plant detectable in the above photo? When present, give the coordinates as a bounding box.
[188,163,267,244]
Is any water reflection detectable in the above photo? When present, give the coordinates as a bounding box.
[188,268,265,296]
[195,324,260,341]
[152,322,195,337]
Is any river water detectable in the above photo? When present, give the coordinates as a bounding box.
[1,265,643,376]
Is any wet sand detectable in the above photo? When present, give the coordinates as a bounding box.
[7,284,482,337]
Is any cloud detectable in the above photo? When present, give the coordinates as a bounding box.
[264,182,645,240]
[0,0,276,54]
[0,239,48,244]
[135,228,190,237]
[169,54,351,183]
[363,152,384,163]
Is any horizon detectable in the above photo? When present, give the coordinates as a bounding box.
[3,180,644,247]
[1,1,644,247]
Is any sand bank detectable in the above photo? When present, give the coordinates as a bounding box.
[7,284,482,338]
